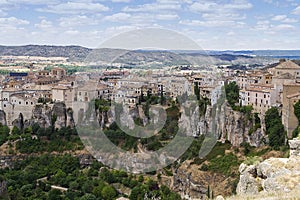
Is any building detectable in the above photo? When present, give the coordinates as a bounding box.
[282,83,300,138]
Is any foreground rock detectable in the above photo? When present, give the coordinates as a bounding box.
[236,139,300,196]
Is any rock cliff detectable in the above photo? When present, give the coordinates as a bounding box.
[236,139,300,196]
[0,111,6,126]
[0,102,75,129]
[198,103,266,147]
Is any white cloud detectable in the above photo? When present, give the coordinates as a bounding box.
[103,13,131,22]
[254,20,295,34]
[64,30,80,35]
[59,15,99,27]
[292,6,300,14]
[122,1,181,12]
[34,19,53,29]
[227,31,235,36]
[188,0,252,27]
[189,0,253,13]
[8,0,58,5]
[156,14,179,20]
[0,17,29,28]
[111,0,131,2]
[37,2,109,15]
[272,15,287,21]
[179,19,236,27]
[272,15,298,23]
[103,12,179,24]
[273,24,295,31]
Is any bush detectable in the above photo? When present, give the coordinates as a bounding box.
[207,153,240,176]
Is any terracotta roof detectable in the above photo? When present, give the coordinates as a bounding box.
[275,60,300,69]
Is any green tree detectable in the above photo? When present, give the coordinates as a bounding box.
[0,124,10,145]
[293,100,300,137]
[194,82,200,100]
[101,185,117,200]
[265,107,285,149]
[80,194,97,200]
[225,81,239,108]
[11,126,21,135]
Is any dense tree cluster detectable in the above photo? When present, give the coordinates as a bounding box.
[225,81,240,108]
[0,154,179,200]
[265,107,285,149]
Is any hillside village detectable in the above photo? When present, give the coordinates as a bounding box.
[1,54,300,199]
[0,58,300,140]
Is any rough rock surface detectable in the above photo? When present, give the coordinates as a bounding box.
[236,139,300,196]
[12,113,24,130]
[0,110,6,126]
[5,102,75,129]
[197,103,266,147]
[172,161,235,200]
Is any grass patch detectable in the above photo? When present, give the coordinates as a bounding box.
[207,153,240,176]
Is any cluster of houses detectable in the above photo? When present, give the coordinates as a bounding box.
[1,59,300,138]
[235,59,300,137]
[0,65,221,127]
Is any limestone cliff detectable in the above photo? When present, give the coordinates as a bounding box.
[236,139,300,196]
[0,111,6,126]
[1,102,75,129]
[32,102,75,128]
[197,103,266,147]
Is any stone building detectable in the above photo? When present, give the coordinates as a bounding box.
[282,83,300,138]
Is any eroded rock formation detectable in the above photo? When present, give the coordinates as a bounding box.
[237,139,300,196]
[197,103,266,147]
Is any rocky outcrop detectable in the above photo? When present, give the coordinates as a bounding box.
[236,139,300,196]
[197,103,266,147]
[12,113,24,130]
[34,102,75,128]
[3,102,75,129]
[0,110,6,126]
[172,161,235,200]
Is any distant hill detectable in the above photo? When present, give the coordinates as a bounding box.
[0,45,281,66]
[0,45,91,61]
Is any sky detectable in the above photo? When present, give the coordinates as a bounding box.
[0,0,300,50]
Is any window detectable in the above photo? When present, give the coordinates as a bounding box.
[19,101,21,105]
[26,102,28,105]
[256,93,258,97]
[264,94,266,98]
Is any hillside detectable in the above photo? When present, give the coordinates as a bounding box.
[0,45,277,66]
[0,45,91,61]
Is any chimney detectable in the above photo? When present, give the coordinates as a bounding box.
[279,59,286,63]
